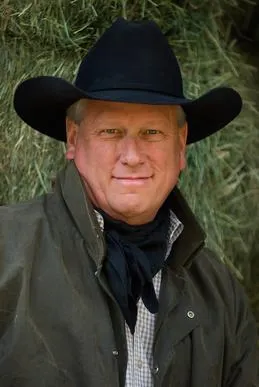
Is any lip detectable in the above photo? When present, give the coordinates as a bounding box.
[112,176,152,185]
[114,176,151,179]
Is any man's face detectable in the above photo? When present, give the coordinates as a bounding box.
[66,99,187,225]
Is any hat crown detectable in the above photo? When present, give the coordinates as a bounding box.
[75,18,183,97]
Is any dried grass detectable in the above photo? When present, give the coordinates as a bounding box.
[0,0,259,286]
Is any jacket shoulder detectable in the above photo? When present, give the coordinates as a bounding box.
[0,196,46,219]
[0,196,53,335]
[189,247,247,309]
[0,196,51,266]
[0,195,47,233]
[191,247,233,284]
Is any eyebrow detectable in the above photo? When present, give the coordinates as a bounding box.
[91,115,171,128]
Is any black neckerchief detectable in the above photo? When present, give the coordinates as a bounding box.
[99,204,170,334]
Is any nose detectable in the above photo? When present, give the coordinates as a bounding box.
[118,136,144,166]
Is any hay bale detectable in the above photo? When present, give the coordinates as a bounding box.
[0,0,259,284]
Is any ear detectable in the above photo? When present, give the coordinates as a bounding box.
[65,118,79,160]
[179,122,188,171]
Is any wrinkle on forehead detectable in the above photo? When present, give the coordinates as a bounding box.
[81,99,180,130]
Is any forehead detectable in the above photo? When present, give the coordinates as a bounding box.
[83,99,179,126]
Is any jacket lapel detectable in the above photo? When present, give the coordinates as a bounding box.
[153,266,201,384]
[56,161,105,269]
[153,189,205,383]
[154,187,205,342]
[55,161,128,386]
[167,188,206,268]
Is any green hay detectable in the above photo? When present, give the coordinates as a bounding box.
[1,0,259,286]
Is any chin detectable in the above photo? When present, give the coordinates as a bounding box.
[109,200,154,224]
[113,202,144,215]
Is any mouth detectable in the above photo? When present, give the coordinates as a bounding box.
[112,176,152,186]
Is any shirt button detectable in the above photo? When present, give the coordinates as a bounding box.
[187,310,195,319]
[112,350,118,356]
[137,359,143,369]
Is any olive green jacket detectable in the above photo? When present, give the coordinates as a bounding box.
[0,161,258,386]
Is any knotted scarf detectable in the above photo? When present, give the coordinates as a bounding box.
[99,204,170,334]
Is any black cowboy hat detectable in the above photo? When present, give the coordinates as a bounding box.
[13,18,242,144]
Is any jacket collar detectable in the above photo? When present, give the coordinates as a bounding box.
[56,161,205,269]
[166,188,206,269]
[56,161,105,269]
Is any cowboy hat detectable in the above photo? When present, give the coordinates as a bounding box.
[13,17,242,144]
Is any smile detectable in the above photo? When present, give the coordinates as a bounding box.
[112,177,152,186]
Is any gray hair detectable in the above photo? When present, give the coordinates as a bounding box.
[176,106,186,128]
[66,99,88,125]
[66,98,186,128]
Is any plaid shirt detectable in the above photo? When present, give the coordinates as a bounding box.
[95,210,183,387]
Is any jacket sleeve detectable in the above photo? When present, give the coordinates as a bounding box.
[225,272,259,387]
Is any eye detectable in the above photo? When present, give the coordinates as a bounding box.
[99,128,122,137]
[102,129,119,134]
[141,129,164,141]
[145,129,161,134]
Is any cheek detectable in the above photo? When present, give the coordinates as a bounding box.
[152,142,182,171]
[74,141,116,178]
[151,144,183,191]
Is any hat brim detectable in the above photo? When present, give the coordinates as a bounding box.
[13,76,242,144]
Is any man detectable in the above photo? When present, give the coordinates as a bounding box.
[0,17,258,386]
